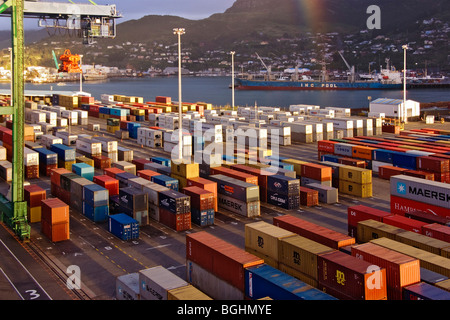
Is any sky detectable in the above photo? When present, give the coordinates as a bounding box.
[0,0,236,30]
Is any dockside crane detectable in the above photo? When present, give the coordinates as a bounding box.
[338,51,356,83]
[0,0,121,241]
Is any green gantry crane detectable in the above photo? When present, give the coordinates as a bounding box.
[0,0,120,241]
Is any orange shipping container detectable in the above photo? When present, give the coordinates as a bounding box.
[186,231,264,292]
[41,198,70,225]
[300,163,332,181]
[41,219,69,242]
[24,184,46,208]
[186,177,218,212]
[50,168,71,187]
[352,146,376,160]
[317,250,387,300]
[210,166,258,185]
[351,242,421,300]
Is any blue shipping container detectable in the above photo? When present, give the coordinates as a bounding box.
[50,144,76,162]
[144,162,172,175]
[83,202,109,222]
[151,174,179,191]
[108,213,139,241]
[392,152,420,170]
[83,184,109,207]
[115,172,138,188]
[372,149,399,164]
[403,282,450,300]
[191,208,214,227]
[72,163,95,181]
[244,264,338,300]
[320,154,340,163]
[36,148,58,165]
[151,156,171,167]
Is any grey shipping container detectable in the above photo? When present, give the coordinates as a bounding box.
[306,183,338,204]
[217,193,260,218]
[116,273,140,300]
[301,176,332,187]
[139,266,188,301]
[209,174,260,203]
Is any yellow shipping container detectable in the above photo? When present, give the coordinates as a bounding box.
[170,173,188,190]
[398,145,424,150]
[442,247,450,259]
[249,147,272,157]
[370,237,450,278]
[338,180,373,198]
[278,235,335,284]
[281,159,308,177]
[27,206,41,223]
[339,166,372,184]
[394,231,450,257]
[245,221,297,268]
[76,156,94,167]
[167,285,212,300]
[356,220,406,244]
[170,161,199,179]
[59,160,75,171]
[435,279,450,293]
[107,125,120,134]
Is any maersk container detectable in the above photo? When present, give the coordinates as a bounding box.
[83,183,109,207]
[244,263,338,300]
[209,174,260,203]
[72,163,94,181]
[158,189,190,214]
[109,213,139,241]
[217,193,260,218]
[151,174,179,191]
[139,266,188,301]
[390,175,450,209]
[50,144,76,162]
[403,282,450,300]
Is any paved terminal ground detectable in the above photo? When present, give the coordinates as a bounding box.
[0,116,448,300]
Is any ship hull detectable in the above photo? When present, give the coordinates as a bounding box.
[235,78,403,90]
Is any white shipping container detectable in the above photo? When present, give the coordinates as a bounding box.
[92,136,118,153]
[76,138,102,155]
[143,183,169,206]
[40,134,63,148]
[116,273,140,300]
[0,146,6,160]
[24,147,39,166]
[55,131,78,146]
[127,177,153,190]
[139,266,188,301]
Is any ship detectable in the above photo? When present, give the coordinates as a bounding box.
[235,53,404,91]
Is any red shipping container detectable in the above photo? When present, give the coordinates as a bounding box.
[390,195,450,219]
[137,169,161,181]
[50,168,71,187]
[24,185,46,208]
[299,186,318,207]
[318,140,337,154]
[93,175,119,196]
[317,250,387,300]
[104,167,125,178]
[405,210,450,226]
[231,164,275,188]
[434,172,450,183]
[273,214,355,250]
[186,177,218,212]
[338,158,366,168]
[300,163,331,181]
[41,219,70,242]
[421,223,450,242]
[183,186,215,211]
[378,166,408,180]
[132,159,152,171]
[347,205,391,238]
[186,231,264,292]
[382,214,428,234]
[210,166,258,185]
[159,208,191,232]
[417,156,450,173]
[404,170,434,181]
[2,131,12,145]
[93,155,111,169]
[41,198,69,225]
[351,243,420,300]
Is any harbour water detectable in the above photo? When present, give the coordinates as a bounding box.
[1,76,449,109]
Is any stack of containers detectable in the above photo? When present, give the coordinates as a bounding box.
[416,156,450,183]
[186,177,218,212]
[300,163,332,187]
[50,144,76,170]
[76,137,102,159]
[143,183,170,222]
[93,155,112,170]
[170,161,199,190]
[208,174,260,218]
[72,163,95,181]
[338,166,373,198]
[92,136,119,163]
[24,184,46,223]
[108,213,139,241]
[36,148,58,176]
[273,215,355,250]
[230,164,276,203]
[266,175,300,210]
[151,174,179,191]
[139,266,191,301]
[69,177,95,213]
[244,221,297,268]
[350,242,421,300]
[185,231,264,300]
[390,175,450,218]
[182,186,214,227]
[24,147,39,179]
[158,189,191,231]
[117,187,149,226]
[83,184,109,222]
[41,198,70,242]
[50,168,71,202]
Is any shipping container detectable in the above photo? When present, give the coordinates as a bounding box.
[209,174,260,203]
[151,174,179,191]
[83,183,109,207]
[404,170,435,181]
[158,189,190,214]
[301,163,332,181]
[210,166,258,185]
[347,205,392,238]
[116,273,140,300]
[93,175,119,196]
[317,250,387,300]
[404,210,450,227]
[356,219,406,243]
[394,230,450,257]
[119,187,148,212]
[182,186,214,211]
[338,180,373,198]
[299,186,319,207]
[41,198,69,225]
[417,156,450,173]
[217,193,260,218]
[186,177,218,212]
[304,183,338,204]
[185,231,264,294]
[266,190,300,210]
[403,282,450,300]
[159,208,191,231]
[273,215,355,250]
[422,223,450,243]
[245,263,338,300]
[24,184,46,208]
[167,284,212,300]
[139,266,188,300]
[351,242,420,300]
[338,166,372,184]
[390,195,450,219]
[378,166,408,180]
[382,214,428,234]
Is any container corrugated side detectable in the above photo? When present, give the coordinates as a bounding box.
[390,195,450,219]
[421,223,450,243]
[356,219,406,244]
[351,242,420,300]
[382,214,428,234]
[186,231,264,293]
[403,282,450,300]
[244,221,297,268]
[369,237,450,278]
[167,285,212,300]
[394,230,450,257]
[347,205,392,238]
